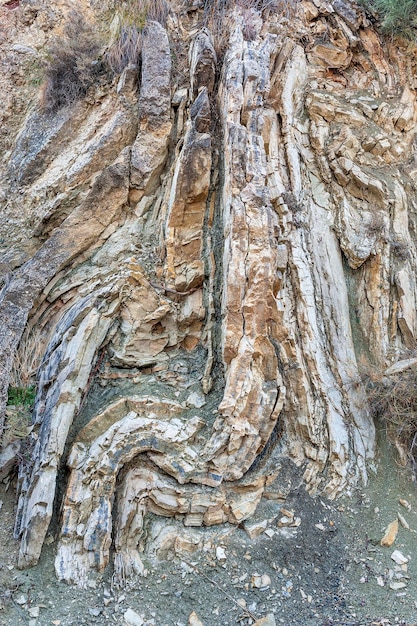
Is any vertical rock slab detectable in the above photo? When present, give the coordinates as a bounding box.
[202,24,285,482]
[165,87,212,292]
[130,21,172,196]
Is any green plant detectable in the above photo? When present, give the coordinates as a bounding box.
[7,386,36,408]
[41,10,103,111]
[360,0,417,38]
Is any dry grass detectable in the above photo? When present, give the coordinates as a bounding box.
[105,0,169,74]
[106,25,143,74]
[10,328,44,390]
[365,361,417,472]
[203,0,300,55]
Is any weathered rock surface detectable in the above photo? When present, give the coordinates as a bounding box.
[1,0,417,586]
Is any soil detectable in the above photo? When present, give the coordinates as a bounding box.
[1,430,417,626]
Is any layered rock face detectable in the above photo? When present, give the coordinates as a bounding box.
[1,0,417,586]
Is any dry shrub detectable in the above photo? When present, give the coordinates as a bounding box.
[366,362,417,471]
[10,328,44,389]
[105,0,170,74]
[106,25,142,74]
[41,10,102,111]
[203,0,299,55]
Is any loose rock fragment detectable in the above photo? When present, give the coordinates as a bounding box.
[251,574,271,590]
[389,581,407,590]
[391,550,409,565]
[398,513,410,530]
[188,611,204,626]
[15,594,27,605]
[381,520,399,547]
[243,520,268,539]
[216,546,226,562]
[124,608,144,626]
[253,615,276,626]
[28,606,40,618]
[399,499,411,511]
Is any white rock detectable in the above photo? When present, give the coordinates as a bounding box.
[251,574,271,589]
[186,391,206,408]
[28,606,40,618]
[391,550,409,565]
[124,608,144,626]
[15,594,27,605]
[389,581,407,590]
[243,520,268,538]
[216,546,226,561]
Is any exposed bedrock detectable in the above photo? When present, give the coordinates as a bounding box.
[1,0,417,585]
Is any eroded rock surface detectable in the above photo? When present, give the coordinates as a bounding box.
[1,0,417,586]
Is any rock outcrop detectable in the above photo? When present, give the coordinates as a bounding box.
[1,0,417,586]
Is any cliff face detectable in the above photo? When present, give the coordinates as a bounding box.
[1,0,417,586]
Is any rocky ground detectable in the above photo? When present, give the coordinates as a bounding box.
[1,433,417,626]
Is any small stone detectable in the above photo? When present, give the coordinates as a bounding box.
[398,513,410,530]
[251,574,271,589]
[124,608,144,626]
[315,523,326,531]
[376,576,385,587]
[15,594,27,605]
[243,520,268,539]
[188,612,204,626]
[216,547,226,562]
[236,598,246,608]
[399,499,411,511]
[89,607,102,617]
[28,606,40,618]
[52,621,61,625]
[389,581,407,590]
[391,550,409,565]
[264,528,275,538]
[186,391,206,408]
